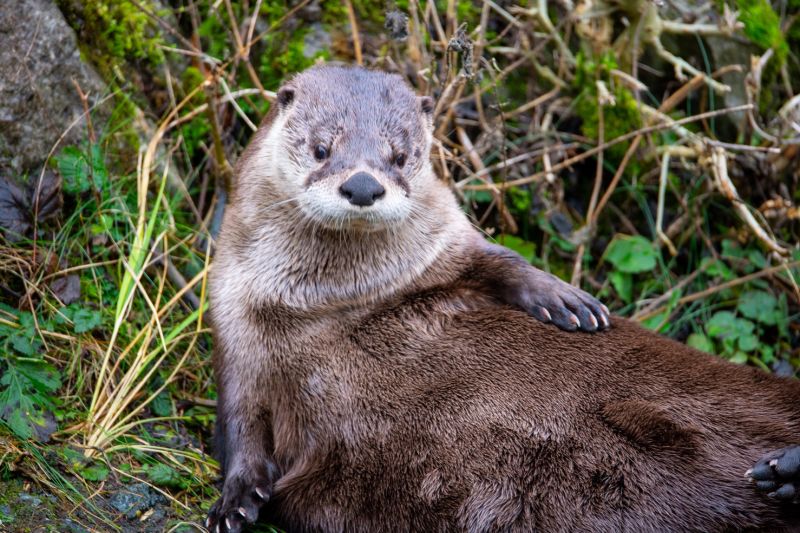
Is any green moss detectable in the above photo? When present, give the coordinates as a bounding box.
[573,52,642,165]
[56,0,164,79]
[257,27,329,91]
[726,0,788,62]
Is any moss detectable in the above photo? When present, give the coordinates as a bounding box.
[725,0,788,63]
[256,26,329,91]
[573,52,642,166]
[0,477,62,533]
[56,0,164,80]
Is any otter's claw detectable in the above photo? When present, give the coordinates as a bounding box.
[206,468,275,533]
[747,445,800,503]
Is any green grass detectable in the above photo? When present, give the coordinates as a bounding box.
[1,0,798,530]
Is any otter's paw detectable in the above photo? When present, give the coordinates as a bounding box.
[747,445,800,503]
[516,274,610,333]
[207,469,275,533]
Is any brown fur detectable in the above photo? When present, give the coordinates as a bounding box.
[208,65,800,532]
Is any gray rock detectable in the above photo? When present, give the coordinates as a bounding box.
[62,518,90,533]
[0,503,14,521]
[109,482,166,520]
[303,22,331,59]
[18,493,43,507]
[0,0,107,177]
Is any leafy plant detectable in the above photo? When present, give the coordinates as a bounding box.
[0,308,61,440]
[55,144,110,196]
[687,289,789,368]
[603,235,659,303]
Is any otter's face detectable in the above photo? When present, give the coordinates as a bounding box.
[264,66,435,230]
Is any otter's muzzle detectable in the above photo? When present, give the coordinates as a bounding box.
[339,172,385,207]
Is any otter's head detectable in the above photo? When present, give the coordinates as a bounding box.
[257,65,436,230]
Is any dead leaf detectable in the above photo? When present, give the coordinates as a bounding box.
[0,175,31,241]
[0,171,62,241]
[51,274,81,305]
[30,170,62,223]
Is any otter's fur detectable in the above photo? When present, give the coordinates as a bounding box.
[208,65,800,532]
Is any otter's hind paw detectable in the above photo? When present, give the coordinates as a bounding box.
[207,468,275,533]
[747,445,800,503]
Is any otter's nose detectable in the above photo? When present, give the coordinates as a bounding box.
[339,172,385,207]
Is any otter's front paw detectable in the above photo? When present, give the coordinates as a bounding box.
[207,467,276,532]
[513,273,610,332]
[747,445,800,502]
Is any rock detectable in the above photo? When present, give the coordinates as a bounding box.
[0,0,107,177]
[62,518,90,533]
[706,34,755,136]
[109,483,166,520]
[17,493,43,507]
[0,503,14,523]
[303,23,332,59]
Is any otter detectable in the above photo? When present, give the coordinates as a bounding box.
[207,65,800,532]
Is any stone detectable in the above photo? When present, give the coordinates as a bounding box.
[0,0,107,177]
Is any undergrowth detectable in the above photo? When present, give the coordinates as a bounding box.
[0,0,798,531]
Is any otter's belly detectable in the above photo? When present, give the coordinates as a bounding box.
[265,305,799,532]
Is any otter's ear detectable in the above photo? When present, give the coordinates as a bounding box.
[418,96,435,116]
[277,87,295,109]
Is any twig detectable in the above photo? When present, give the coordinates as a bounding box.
[656,153,678,256]
[506,87,560,118]
[572,87,605,285]
[707,147,788,255]
[344,0,363,65]
[633,263,709,319]
[223,0,270,100]
[650,37,730,94]
[635,260,800,322]
[219,77,257,131]
[456,127,518,233]
[463,104,755,191]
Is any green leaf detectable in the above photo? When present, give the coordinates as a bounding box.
[641,312,669,332]
[60,446,86,470]
[55,144,110,195]
[150,392,172,417]
[729,351,748,365]
[737,290,777,325]
[463,189,494,203]
[775,293,789,338]
[706,311,738,339]
[604,235,658,273]
[147,463,186,489]
[80,463,110,482]
[738,334,759,352]
[10,333,38,356]
[56,147,92,194]
[687,333,714,353]
[17,362,61,392]
[747,249,767,269]
[507,187,531,212]
[609,271,633,302]
[701,257,734,281]
[0,361,61,440]
[721,239,745,259]
[6,408,33,440]
[72,307,102,334]
[735,318,756,335]
[759,345,775,364]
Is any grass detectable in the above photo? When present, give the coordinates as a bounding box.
[1,0,799,531]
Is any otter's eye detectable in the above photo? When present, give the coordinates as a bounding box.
[393,153,407,168]
[314,144,329,161]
